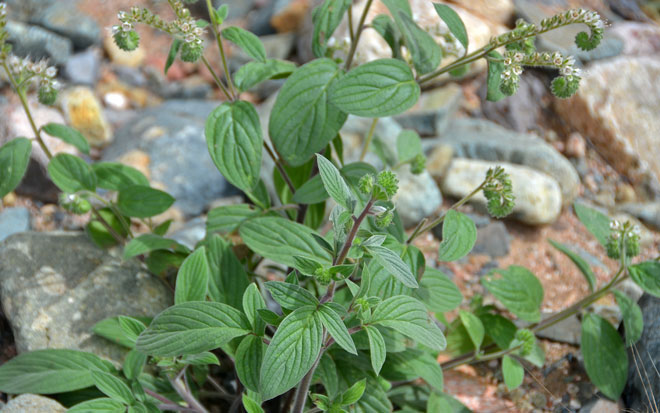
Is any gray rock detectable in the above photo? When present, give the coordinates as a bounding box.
[623,293,660,412]
[428,118,580,205]
[114,65,147,87]
[63,49,101,86]
[0,232,172,363]
[248,0,277,36]
[0,207,31,242]
[535,313,581,345]
[471,221,511,258]
[214,0,257,19]
[102,100,240,217]
[3,0,56,21]
[1,394,66,413]
[392,166,443,229]
[579,398,620,413]
[393,84,463,137]
[170,217,206,250]
[618,202,660,231]
[5,20,72,65]
[31,0,100,49]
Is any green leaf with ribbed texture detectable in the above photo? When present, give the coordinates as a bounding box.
[240,216,333,267]
[549,239,597,292]
[205,234,250,310]
[0,349,114,394]
[123,234,190,260]
[433,4,468,51]
[42,123,90,154]
[0,137,31,198]
[260,306,324,400]
[181,352,220,366]
[629,261,660,297]
[318,304,357,354]
[243,394,265,413]
[91,371,134,404]
[117,316,147,346]
[486,50,505,102]
[479,313,516,350]
[574,202,611,247]
[68,398,125,412]
[123,350,146,380]
[502,355,524,390]
[316,154,354,210]
[396,129,422,162]
[367,245,418,288]
[364,325,386,375]
[269,58,347,166]
[437,210,476,261]
[341,378,366,405]
[613,290,643,346]
[92,316,151,349]
[205,100,262,192]
[222,26,266,62]
[243,283,267,334]
[482,266,544,322]
[136,302,250,357]
[581,313,628,400]
[164,38,182,75]
[265,281,319,310]
[381,348,444,391]
[312,0,351,57]
[117,185,174,218]
[92,162,149,191]
[330,59,420,117]
[390,10,441,75]
[415,267,463,313]
[206,204,259,234]
[236,335,265,392]
[459,310,484,350]
[371,14,402,59]
[234,59,296,92]
[371,295,446,350]
[174,247,209,304]
[47,153,96,193]
[292,175,327,204]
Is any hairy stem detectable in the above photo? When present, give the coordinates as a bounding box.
[204,0,237,99]
[200,55,232,100]
[170,368,209,413]
[344,0,374,70]
[90,206,124,245]
[264,141,297,196]
[291,332,328,413]
[359,118,378,161]
[334,199,375,266]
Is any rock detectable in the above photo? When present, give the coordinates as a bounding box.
[447,0,514,25]
[248,1,277,36]
[555,56,660,199]
[0,232,172,363]
[63,49,101,86]
[616,279,644,304]
[60,86,113,148]
[4,0,56,22]
[170,217,206,250]
[103,100,240,217]
[535,313,581,345]
[231,33,295,66]
[580,398,620,413]
[428,118,580,205]
[426,143,454,178]
[4,20,72,65]
[392,166,443,228]
[623,294,660,412]
[213,0,257,20]
[393,84,463,137]
[441,159,562,225]
[31,0,100,49]
[609,21,660,56]
[618,202,660,231]
[0,207,31,242]
[565,132,587,159]
[1,394,66,413]
[271,0,311,33]
[471,221,511,258]
[103,34,146,67]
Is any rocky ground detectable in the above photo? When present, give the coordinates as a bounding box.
[1,0,660,412]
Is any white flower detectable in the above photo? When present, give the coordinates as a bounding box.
[46,67,57,78]
[513,52,524,63]
[512,65,522,75]
[561,66,573,76]
[504,57,512,66]
[594,19,604,29]
[121,22,133,31]
[117,11,126,20]
[501,70,511,80]
[610,220,621,230]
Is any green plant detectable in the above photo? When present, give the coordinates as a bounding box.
[1,1,655,412]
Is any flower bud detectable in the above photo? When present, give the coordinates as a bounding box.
[59,193,91,215]
[38,86,58,105]
[114,30,140,51]
[180,42,203,62]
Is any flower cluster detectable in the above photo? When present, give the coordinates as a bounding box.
[606,220,641,259]
[113,1,205,62]
[500,50,582,98]
[515,329,536,356]
[539,9,605,51]
[59,193,91,215]
[483,166,515,218]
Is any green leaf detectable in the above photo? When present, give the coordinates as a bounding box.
[371,15,402,59]
[316,154,353,210]
[42,123,90,154]
[548,239,597,292]
[482,266,544,322]
[243,283,267,334]
[480,313,516,350]
[236,335,266,392]
[205,100,263,192]
[0,137,31,198]
[68,398,126,412]
[330,58,420,118]
[207,204,258,234]
[240,216,333,267]
[367,245,418,288]
[459,310,484,350]
[181,352,220,366]
[432,4,468,51]
[415,268,463,313]
[260,306,324,400]
[437,211,477,262]
[312,0,351,57]
[391,10,441,75]
[396,130,422,162]
[257,309,283,326]
[222,26,266,62]
[136,301,250,357]
[93,316,149,348]
[117,185,174,218]
[316,354,340,398]
[205,235,249,309]
[341,378,366,405]
[47,153,96,193]
[123,234,189,259]
[92,371,134,404]
[574,202,611,247]
[174,247,210,304]
[164,38,182,75]
[0,349,113,394]
[265,281,319,310]
[629,261,660,298]
[486,50,505,102]
[92,162,149,191]
[427,392,471,413]
[581,313,628,400]
[117,316,147,346]
[371,295,446,350]
[293,175,328,204]
[501,355,524,390]
[381,348,443,391]
[318,304,357,355]
[364,325,386,375]
[613,290,643,346]
[234,59,296,92]
[270,58,347,166]
[123,350,147,380]
[214,4,228,25]
[243,393,265,413]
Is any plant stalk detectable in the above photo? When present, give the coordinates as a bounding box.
[204,0,237,99]
[344,0,374,70]
[359,118,378,161]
